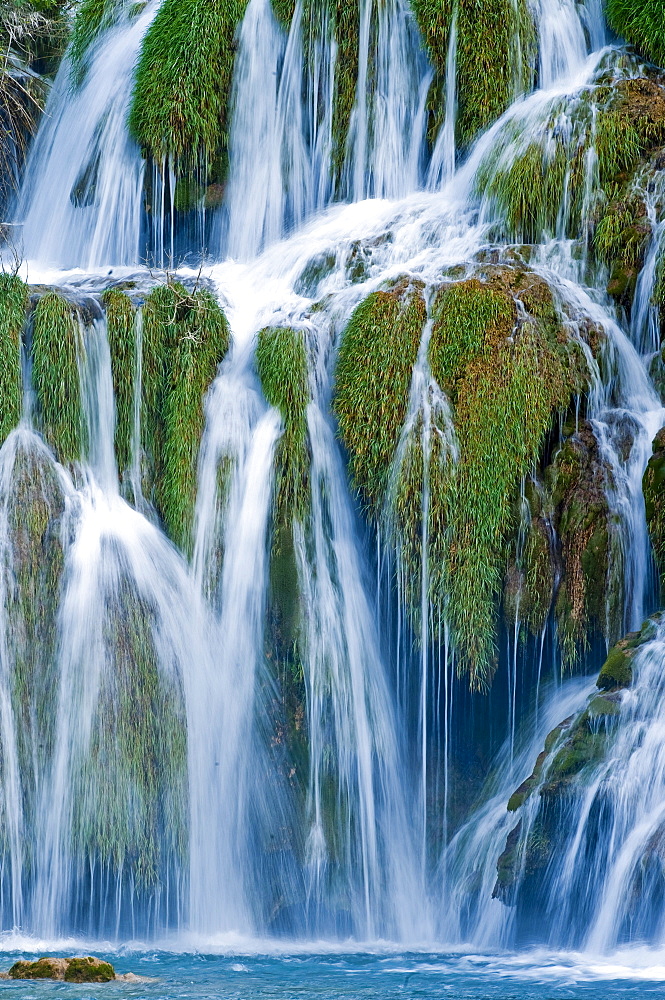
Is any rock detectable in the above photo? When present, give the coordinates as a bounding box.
[8,956,116,982]
[596,615,661,690]
[643,428,665,588]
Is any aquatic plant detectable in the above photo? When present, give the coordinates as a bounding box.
[0,273,27,443]
[129,0,248,180]
[334,281,426,508]
[31,292,86,464]
[431,279,584,686]
[256,325,310,524]
[411,0,535,146]
[102,288,135,475]
[141,281,230,552]
[6,440,65,799]
[643,427,665,591]
[72,582,188,889]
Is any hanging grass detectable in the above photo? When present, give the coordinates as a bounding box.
[73,582,188,886]
[434,283,585,687]
[256,326,310,525]
[31,292,86,464]
[0,273,27,443]
[411,0,536,147]
[606,0,665,70]
[334,281,427,509]
[128,0,248,179]
[141,282,230,553]
[7,440,65,787]
[102,289,135,476]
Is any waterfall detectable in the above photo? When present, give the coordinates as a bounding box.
[0,0,665,955]
[15,2,163,269]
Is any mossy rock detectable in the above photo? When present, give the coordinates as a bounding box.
[129,0,249,182]
[102,288,136,476]
[428,270,587,687]
[412,0,535,148]
[9,956,115,982]
[596,619,654,691]
[31,292,86,465]
[256,325,310,524]
[334,278,426,507]
[644,427,665,585]
[547,422,618,669]
[140,281,230,553]
[0,274,27,443]
[477,74,665,246]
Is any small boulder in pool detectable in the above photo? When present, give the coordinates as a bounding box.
[8,956,116,982]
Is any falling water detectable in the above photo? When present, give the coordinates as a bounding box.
[0,0,664,956]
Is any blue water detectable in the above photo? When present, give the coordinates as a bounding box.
[2,947,665,998]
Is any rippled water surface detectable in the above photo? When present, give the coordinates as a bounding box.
[3,947,665,998]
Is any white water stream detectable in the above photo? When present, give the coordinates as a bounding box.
[0,0,663,954]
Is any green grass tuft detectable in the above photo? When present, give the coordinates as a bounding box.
[606,0,665,69]
[128,0,248,178]
[102,289,135,476]
[0,273,27,443]
[141,281,230,553]
[411,0,536,147]
[334,281,427,508]
[31,292,86,464]
[256,326,310,524]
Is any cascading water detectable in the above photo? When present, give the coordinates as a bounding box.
[15,2,164,269]
[1,0,665,959]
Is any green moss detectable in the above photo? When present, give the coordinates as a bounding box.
[0,273,27,442]
[643,427,665,586]
[9,959,59,980]
[477,77,665,244]
[597,640,636,690]
[64,958,115,983]
[140,282,230,551]
[606,0,665,69]
[549,720,606,778]
[430,280,584,687]
[150,285,230,553]
[72,582,188,886]
[102,289,135,476]
[256,326,310,524]
[411,0,535,147]
[129,0,249,177]
[548,426,617,668]
[7,443,65,798]
[271,0,295,27]
[31,292,86,464]
[334,281,427,508]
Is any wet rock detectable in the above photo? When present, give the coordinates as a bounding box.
[644,427,665,588]
[597,614,662,690]
[8,956,115,982]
